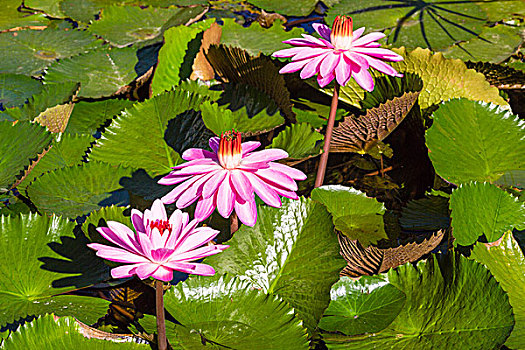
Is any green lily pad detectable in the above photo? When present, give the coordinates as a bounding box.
[65,99,135,135]
[400,196,450,231]
[312,185,387,246]
[0,0,49,32]
[443,24,523,63]
[27,162,131,218]
[152,275,309,349]
[478,0,525,21]
[89,6,197,48]
[82,205,132,243]
[24,0,66,18]
[44,47,138,99]
[0,74,42,109]
[206,197,344,333]
[471,232,525,349]
[426,99,525,184]
[450,182,525,246]
[269,123,323,159]
[220,18,305,56]
[1,315,148,349]
[0,214,110,328]
[248,0,318,16]
[0,26,101,76]
[327,0,487,51]
[319,276,406,336]
[0,121,52,192]
[324,254,514,349]
[89,89,207,176]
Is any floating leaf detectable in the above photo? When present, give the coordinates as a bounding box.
[65,99,135,135]
[89,6,196,48]
[44,47,138,99]
[330,92,419,154]
[200,100,284,136]
[248,0,318,16]
[164,109,215,156]
[471,232,525,349]
[27,162,131,218]
[338,230,445,277]
[426,99,525,184]
[400,196,450,231]
[319,276,406,336]
[312,185,387,246]
[269,123,322,159]
[1,315,148,349]
[0,121,52,192]
[206,198,344,333]
[90,89,207,176]
[0,73,42,109]
[324,254,514,349]
[158,275,309,349]
[150,24,205,96]
[0,214,110,328]
[450,182,525,246]
[0,26,100,76]
[82,205,132,243]
[0,0,49,31]
[220,19,304,56]
[24,0,66,18]
[478,0,525,21]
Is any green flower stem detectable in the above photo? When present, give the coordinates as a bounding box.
[315,82,340,188]
[155,279,167,350]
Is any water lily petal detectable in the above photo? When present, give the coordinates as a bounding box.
[241,141,261,155]
[209,137,220,152]
[217,173,235,218]
[352,66,374,91]
[320,52,340,77]
[88,243,149,264]
[174,227,220,254]
[136,263,160,280]
[182,148,218,161]
[292,47,330,62]
[150,199,167,221]
[269,162,307,180]
[170,158,218,170]
[131,209,145,233]
[194,195,216,222]
[157,173,193,186]
[363,54,401,76]
[313,23,331,41]
[152,265,174,282]
[136,232,154,259]
[353,32,386,46]
[244,172,282,207]
[352,27,366,40]
[110,263,141,279]
[98,224,141,254]
[272,186,299,200]
[231,170,254,202]
[202,169,227,198]
[255,168,298,191]
[352,47,403,61]
[282,38,324,47]
[317,71,335,87]
[279,59,310,74]
[161,174,205,204]
[173,244,228,262]
[176,170,218,208]
[272,47,304,58]
[234,196,257,226]
[344,51,369,69]
[164,261,216,276]
[335,55,353,86]
[242,149,289,164]
[169,163,221,176]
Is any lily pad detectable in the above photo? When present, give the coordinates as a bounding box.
[0,0,48,32]
[27,162,131,218]
[312,185,387,246]
[89,89,207,176]
[44,47,138,99]
[24,0,66,18]
[450,182,525,246]
[206,197,344,333]
[400,196,450,231]
[248,0,318,16]
[65,99,135,135]
[319,276,406,336]
[0,26,101,76]
[426,99,525,184]
[0,73,42,109]
[269,123,323,159]
[471,232,525,349]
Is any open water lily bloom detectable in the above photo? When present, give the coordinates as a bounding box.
[87,199,228,282]
[158,131,307,227]
[272,15,403,91]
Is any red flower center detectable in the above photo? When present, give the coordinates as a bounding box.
[331,15,354,50]
[149,219,172,235]
[218,130,242,169]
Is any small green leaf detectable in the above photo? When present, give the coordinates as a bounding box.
[426,99,525,184]
[27,162,131,218]
[471,232,525,349]
[450,182,525,246]
[268,123,322,159]
[206,198,344,333]
[65,99,135,135]
[44,47,138,99]
[319,276,406,336]
[0,74,42,109]
[312,185,387,246]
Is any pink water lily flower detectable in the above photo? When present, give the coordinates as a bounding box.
[272,15,403,91]
[87,199,228,282]
[158,130,307,227]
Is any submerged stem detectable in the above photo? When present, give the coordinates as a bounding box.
[155,280,167,350]
[315,82,340,188]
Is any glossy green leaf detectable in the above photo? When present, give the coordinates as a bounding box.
[324,254,514,349]
[426,99,525,184]
[400,196,450,231]
[161,275,309,349]
[0,121,52,192]
[478,0,525,21]
[206,198,344,333]
[0,0,49,31]
[268,123,322,159]
[200,100,284,136]
[248,0,318,16]
[0,26,100,76]
[0,214,110,327]
[312,185,387,246]
[27,162,131,218]
[150,24,205,96]
[65,99,135,135]
[44,47,138,98]
[319,276,406,336]
[220,19,304,56]
[89,6,196,48]
[24,0,66,18]
[450,182,525,246]
[82,205,132,243]
[471,232,525,349]
[1,315,148,349]
[0,74,42,109]
[90,89,207,176]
